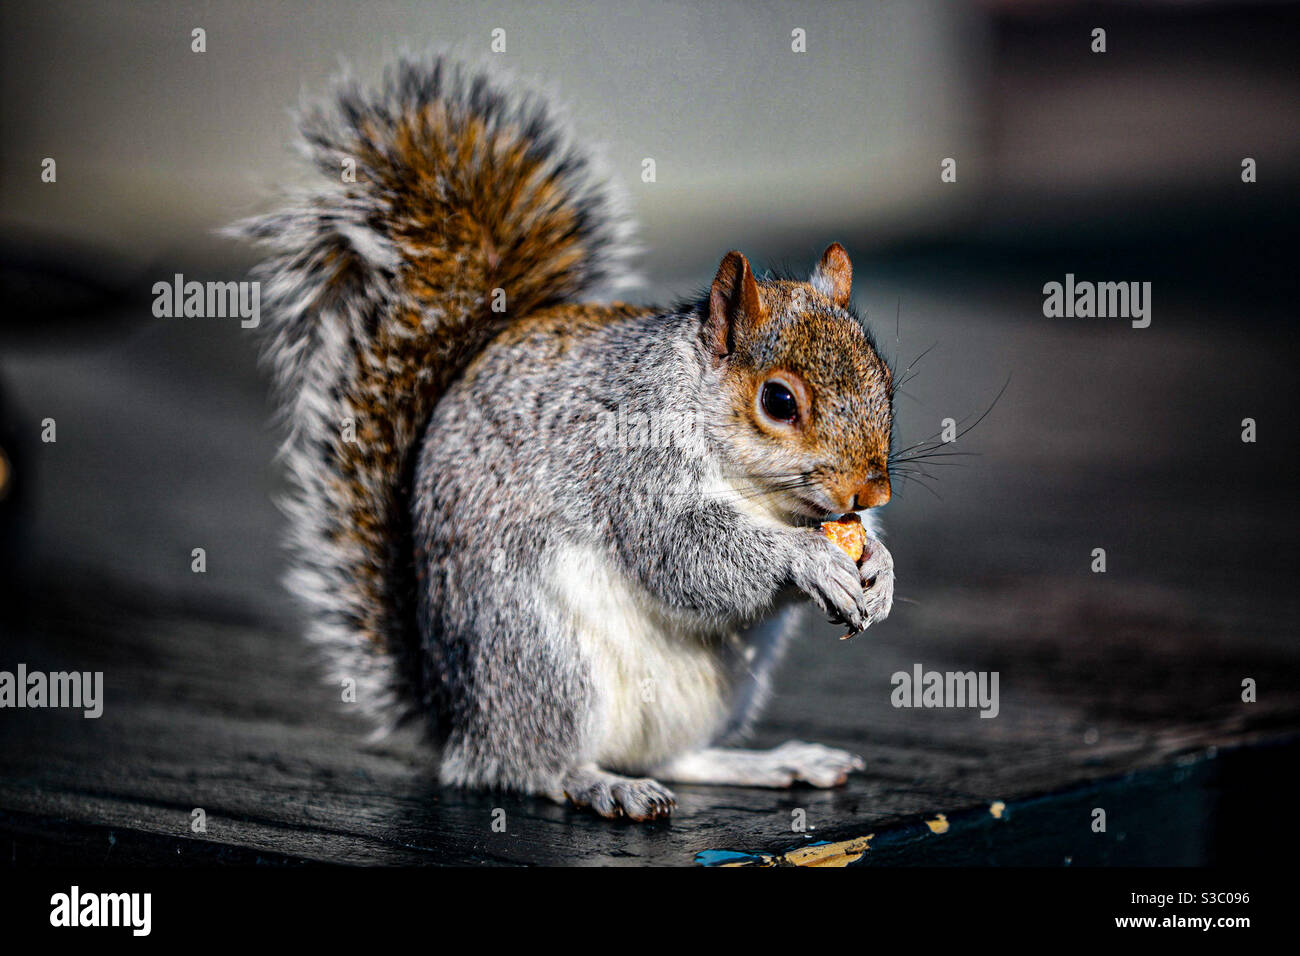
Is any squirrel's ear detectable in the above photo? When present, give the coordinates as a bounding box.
[810,242,853,309]
[706,251,766,364]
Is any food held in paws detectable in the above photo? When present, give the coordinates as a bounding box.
[821,513,864,562]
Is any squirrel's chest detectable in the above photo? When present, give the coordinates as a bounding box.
[549,545,738,770]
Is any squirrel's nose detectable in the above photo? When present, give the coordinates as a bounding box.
[852,476,891,510]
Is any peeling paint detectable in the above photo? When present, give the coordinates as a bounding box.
[694,848,774,867]
[696,834,873,867]
[784,835,874,867]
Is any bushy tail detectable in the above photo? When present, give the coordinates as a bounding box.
[229,56,635,730]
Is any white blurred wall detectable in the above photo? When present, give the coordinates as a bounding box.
[0,0,988,279]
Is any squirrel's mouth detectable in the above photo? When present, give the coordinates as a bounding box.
[785,493,840,526]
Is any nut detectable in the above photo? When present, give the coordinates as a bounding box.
[821,513,864,562]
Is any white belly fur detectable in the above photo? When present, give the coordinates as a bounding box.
[550,544,733,771]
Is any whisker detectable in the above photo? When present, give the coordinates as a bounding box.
[892,340,939,393]
[890,471,942,501]
[887,375,1010,476]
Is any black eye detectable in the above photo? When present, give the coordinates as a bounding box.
[760,381,799,423]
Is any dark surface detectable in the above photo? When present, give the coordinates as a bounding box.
[0,260,1297,866]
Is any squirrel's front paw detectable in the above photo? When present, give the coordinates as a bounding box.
[856,535,894,629]
[791,532,874,632]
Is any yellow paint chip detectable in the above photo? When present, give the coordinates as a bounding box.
[990,801,1006,819]
[784,834,874,867]
[925,814,949,834]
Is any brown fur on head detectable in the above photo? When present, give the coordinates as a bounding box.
[704,244,893,520]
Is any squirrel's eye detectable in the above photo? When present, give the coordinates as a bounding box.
[760,381,799,423]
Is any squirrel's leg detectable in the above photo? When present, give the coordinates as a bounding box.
[428,559,678,821]
[654,742,864,789]
[556,764,676,821]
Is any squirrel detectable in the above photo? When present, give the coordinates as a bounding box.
[231,55,896,821]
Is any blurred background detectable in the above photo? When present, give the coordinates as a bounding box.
[0,0,1297,864]
[1,0,1296,608]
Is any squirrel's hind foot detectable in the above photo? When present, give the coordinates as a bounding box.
[656,742,865,789]
[559,764,676,822]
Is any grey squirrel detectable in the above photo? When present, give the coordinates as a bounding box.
[232,55,896,821]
